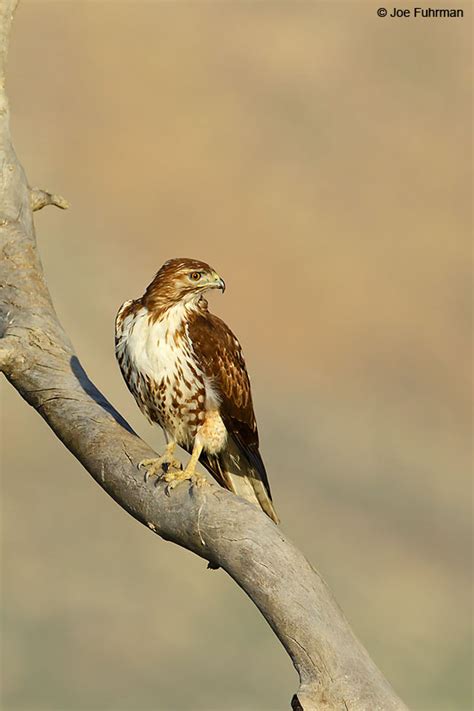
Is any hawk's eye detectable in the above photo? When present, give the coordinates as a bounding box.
[189,272,201,282]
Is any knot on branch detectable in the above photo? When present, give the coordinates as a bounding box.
[30,187,69,212]
[0,337,20,374]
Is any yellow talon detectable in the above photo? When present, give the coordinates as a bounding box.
[163,466,208,492]
[140,440,209,492]
[139,442,182,482]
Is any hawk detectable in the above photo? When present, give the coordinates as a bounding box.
[115,258,278,523]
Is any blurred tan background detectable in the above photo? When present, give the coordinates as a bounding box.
[1,1,471,710]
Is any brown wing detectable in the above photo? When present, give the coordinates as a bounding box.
[188,307,275,510]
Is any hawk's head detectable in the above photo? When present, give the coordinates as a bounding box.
[142,258,225,310]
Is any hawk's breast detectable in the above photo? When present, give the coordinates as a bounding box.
[115,301,208,447]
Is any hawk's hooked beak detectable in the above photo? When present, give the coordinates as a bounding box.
[208,273,226,293]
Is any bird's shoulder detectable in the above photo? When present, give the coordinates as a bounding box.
[187,306,246,372]
[115,299,142,338]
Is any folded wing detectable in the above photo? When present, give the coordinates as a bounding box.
[188,306,278,523]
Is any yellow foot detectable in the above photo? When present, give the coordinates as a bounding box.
[139,454,182,483]
[162,466,209,494]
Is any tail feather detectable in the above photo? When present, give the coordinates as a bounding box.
[201,437,279,524]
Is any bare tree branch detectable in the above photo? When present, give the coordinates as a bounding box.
[30,186,69,211]
[0,3,408,709]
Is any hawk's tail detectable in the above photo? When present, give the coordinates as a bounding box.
[201,437,279,524]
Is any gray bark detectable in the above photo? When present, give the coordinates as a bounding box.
[0,2,408,709]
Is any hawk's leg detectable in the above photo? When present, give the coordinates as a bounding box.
[163,441,208,491]
[139,441,182,483]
